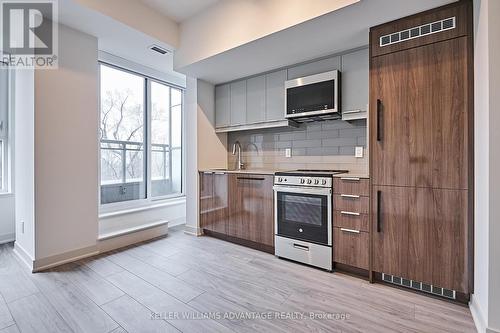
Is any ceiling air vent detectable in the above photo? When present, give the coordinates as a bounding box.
[149,45,170,55]
[379,16,456,47]
[382,273,456,300]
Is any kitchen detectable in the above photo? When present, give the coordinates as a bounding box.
[199,0,472,305]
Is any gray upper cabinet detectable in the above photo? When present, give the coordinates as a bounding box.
[341,48,369,113]
[246,75,266,124]
[287,56,341,80]
[230,80,247,126]
[214,47,368,131]
[215,84,230,128]
[265,70,286,121]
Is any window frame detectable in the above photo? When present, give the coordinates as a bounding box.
[0,57,12,195]
[98,61,185,213]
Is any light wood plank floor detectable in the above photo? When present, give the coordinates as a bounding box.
[0,225,476,333]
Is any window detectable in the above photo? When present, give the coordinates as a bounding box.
[99,63,183,205]
[0,61,9,193]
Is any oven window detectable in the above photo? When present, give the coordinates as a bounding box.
[283,195,323,226]
[277,191,329,245]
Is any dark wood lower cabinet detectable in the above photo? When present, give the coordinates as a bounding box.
[227,174,274,247]
[199,172,274,250]
[372,186,469,293]
[334,227,369,270]
[199,172,229,234]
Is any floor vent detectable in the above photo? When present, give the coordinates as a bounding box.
[379,17,456,47]
[381,273,456,300]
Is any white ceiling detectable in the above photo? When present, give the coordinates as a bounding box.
[139,0,221,22]
[175,0,457,84]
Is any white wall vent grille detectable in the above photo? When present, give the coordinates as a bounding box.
[379,17,456,47]
[381,273,456,300]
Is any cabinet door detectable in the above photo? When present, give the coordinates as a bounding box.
[265,70,286,121]
[215,84,230,128]
[230,80,247,126]
[341,48,368,112]
[200,172,228,234]
[370,38,469,189]
[228,174,274,246]
[246,75,266,124]
[407,188,468,293]
[372,186,410,278]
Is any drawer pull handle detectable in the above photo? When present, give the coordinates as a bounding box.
[214,172,226,175]
[340,194,360,199]
[203,171,214,174]
[293,243,310,251]
[341,228,360,234]
[341,211,360,216]
[340,177,360,181]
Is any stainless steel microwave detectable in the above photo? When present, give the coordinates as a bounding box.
[285,70,340,122]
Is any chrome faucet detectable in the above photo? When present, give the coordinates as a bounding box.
[232,141,244,170]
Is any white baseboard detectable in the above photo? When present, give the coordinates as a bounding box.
[184,225,203,236]
[33,245,99,272]
[0,233,15,245]
[469,294,500,333]
[13,242,34,271]
[12,221,170,272]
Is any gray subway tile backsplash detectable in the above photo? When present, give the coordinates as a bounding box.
[228,118,367,168]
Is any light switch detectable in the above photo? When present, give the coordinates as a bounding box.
[285,148,292,158]
[355,146,364,158]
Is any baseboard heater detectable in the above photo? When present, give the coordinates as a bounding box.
[381,273,456,300]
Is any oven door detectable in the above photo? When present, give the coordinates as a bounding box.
[274,185,332,246]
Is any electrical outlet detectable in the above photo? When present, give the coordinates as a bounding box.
[285,148,292,158]
[355,146,364,158]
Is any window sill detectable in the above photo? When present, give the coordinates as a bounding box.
[0,192,13,198]
[99,196,185,219]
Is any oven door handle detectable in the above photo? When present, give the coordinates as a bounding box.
[273,186,332,196]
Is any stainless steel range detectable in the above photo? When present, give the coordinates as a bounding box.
[273,170,348,271]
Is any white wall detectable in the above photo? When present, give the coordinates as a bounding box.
[197,80,227,170]
[14,68,35,259]
[33,24,99,259]
[175,0,359,69]
[487,0,500,330]
[471,0,500,332]
[184,77,200,235]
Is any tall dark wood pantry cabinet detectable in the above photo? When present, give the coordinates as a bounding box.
[369,1,473,297]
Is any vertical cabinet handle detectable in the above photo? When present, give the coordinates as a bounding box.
[376,99,382,142]
[377,190,382,232]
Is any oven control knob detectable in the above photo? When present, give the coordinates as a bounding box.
[278,177,282,182]
[314,179,319,185]
[300,178,305,184]
[307,179,312,184]
[299,228,303,233]
[322,179,327,185]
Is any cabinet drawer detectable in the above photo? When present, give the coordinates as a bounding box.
[334,227,369,270]
[333,177,369,196]
[333,211,369,232]
[333,194,369,214]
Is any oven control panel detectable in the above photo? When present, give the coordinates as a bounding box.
[274,176,332,187]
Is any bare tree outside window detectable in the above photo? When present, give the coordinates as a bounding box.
[99,64,183,205]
